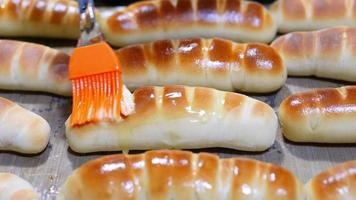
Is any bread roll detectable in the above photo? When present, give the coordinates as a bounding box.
[118,38,286,93]
[0,173,38,200]
[66,85,278,153]
[306,160,356,200]
[57,150,305,200]
[99,0,277,46]
[279,86,356,143]
[0,97,50,153]
[271,27,356,82]
[270,0,356,33]
[0,40,71,95]
[0,0,79,39]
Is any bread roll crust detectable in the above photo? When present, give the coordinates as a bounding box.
[0,173,38,200]
[118,38,286,93]
[0,40,71,95]
[0,97,50,153]
[306,160,356,200]
[0,0,79,38]
[271,27,356,82]
[57,150,305,200]
[270,0,356,32]
[279,86,356,143]
[66,85,278,153]
[100,0,277,46]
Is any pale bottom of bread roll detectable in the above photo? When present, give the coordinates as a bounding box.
[66,116,277,153]
[0,173,39,200]
[102,25,277,46]
[277,20,355,33]
[0,20,78,39]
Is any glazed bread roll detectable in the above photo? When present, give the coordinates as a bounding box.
[306,160,356,200]
[57,150,305,200]
[270,0,356,33]
[271,27,356,82]
[66,85,278,153]
[279,86,356,143]
[0,97,50,154]
[0,0,79,39]
[99,0,277,46]
[0,40,71,96]
[118,38,286,93]
[0,173,39,200]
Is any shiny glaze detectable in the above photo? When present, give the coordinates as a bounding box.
[281,86,356,119]
[59,150,304,200]
[116,38,285,92]
[126,85,272,125]
[0,40,71,95]
[272,27,356,60]
[272,0,353,20]
[307,160,356,200]
[0,40,69,84]
[107,0,273,32]
[0,0,79,25]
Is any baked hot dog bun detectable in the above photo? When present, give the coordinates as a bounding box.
[306,160,356,200]
[66,85,278,153]
[0,173,39,200]
[279,86,356,143]
[271,27,356,82]
[0,97,50,154]
[57,150,305,200]
[99,0,277,46]
[0,0,79,39]
[118,38,286,93]
[270,0,356,33]
[0,40,71,95]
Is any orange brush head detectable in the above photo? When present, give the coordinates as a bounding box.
[69,42,123,127]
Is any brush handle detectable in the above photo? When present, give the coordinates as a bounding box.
[78,0,104,46]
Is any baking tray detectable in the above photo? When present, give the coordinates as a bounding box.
[1,5,356,200]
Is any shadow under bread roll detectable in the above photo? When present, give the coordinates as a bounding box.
[271,27,356,82]
[0,40,71,96]
[270,0,356,33]
[306,160,356,200]
[57,150,306,200]
[117,38,286,93]
[99,0,277,46]
[66,85,278,153]
[279,86,356,143]
[0,0,79,39]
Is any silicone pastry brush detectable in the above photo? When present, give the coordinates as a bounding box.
[69,0,134,127]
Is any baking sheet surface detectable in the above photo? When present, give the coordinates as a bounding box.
[0,13,356,200]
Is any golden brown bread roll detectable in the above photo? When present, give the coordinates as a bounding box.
[99,0,277,46]
[0,173,39,200]
[57,150,306,200]
[270,0,356,33]
[306,160,356,200]
[279,86,356,143]
[66,85,278,153]
[0,0,79,39]
[0,40,71,95]
[271,27,356,82]
[0,97,50,154]
[118,38,286,93]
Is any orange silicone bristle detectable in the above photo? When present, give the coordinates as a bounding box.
[69,42,123,127]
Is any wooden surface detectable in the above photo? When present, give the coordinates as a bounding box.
[0,5,356,200]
